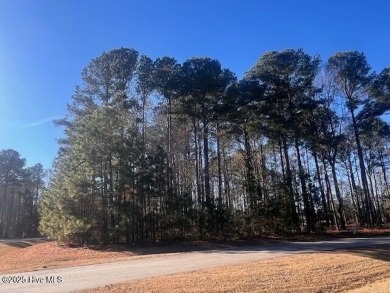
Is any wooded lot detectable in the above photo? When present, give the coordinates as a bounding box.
[20,48,390,244]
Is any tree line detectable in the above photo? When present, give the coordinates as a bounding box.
[0,149,44,238]
[39,48,390,244]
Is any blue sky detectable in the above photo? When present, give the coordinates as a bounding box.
[1,0,390,169]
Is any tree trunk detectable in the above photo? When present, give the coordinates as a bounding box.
[346,153,363,225]
[216,123,223,210]
[322,159,338,229]
[350,109,373,227]
[202,118,212,233]
[244,127,256,215]
[295,138,315,231]
[281,135,299,231]
[313,151,330,226]
[203,120,211,206]
[329,161,346,230]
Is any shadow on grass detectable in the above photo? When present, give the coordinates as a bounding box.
[63,238,290,256]
[30,228,388,258]
[347,244,390,262]
[2,242,33,248]
[70,241,248,255]
[67,232,390,257]
[0,239,46,249]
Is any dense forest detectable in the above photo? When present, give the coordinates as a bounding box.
[0,149,45,238]
[38,48,390,244]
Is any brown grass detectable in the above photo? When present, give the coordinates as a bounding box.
[81,246,390,293]
[349,278,390,293]
[0,241,135,273]
[0,239,46,255]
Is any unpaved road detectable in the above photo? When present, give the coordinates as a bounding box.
[1,236,390,293]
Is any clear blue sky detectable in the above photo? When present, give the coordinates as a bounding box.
[1,0,390,169]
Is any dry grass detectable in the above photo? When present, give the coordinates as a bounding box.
[348,278,390,293]
[0,242,22,256]
[0,239,46,255]
[0,241,135,273]
[82,246,390,293]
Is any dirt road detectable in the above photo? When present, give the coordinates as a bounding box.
[1,236,389,293]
